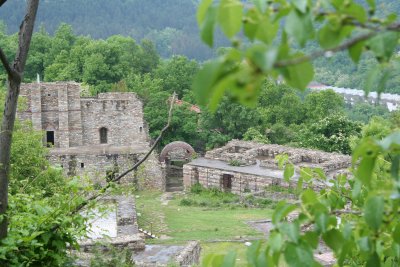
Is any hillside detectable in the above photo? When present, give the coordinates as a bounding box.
[0,0,229,60]
[0,0,399,91]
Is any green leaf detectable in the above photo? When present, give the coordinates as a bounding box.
[284,163,295,182]
[379,132,400,151]
[366,0,376,10]
[352,139,380,187]
[391,155,400,181]
[323,229,344,252]
[348,41,364,63]
[269,232,283,253]
[246,45,277,72]
[368,32,400,62]
[256,17,279,45]
[246,240,262,266]
[281,55,314,90]
[197,0,214,25]
[393,224,400,244]
[300,167,313,182]
[290,0,308,13]
[318,24,353,49]
[218,0,243,38]
[315,212,328,233]
[272,201,297,224]
[364,66,380,96]
[301,189,318,206]
[280,221,300,243]
[364,195,384,231]
[303,231,319,249]
[344,2,367,23]
[284,242,315,267]
[193,60,223,106]
[221,251,237,267]
[284,10,313,47]
[200,6,217,46]
[252,0,267,12]
[366,252,381,267]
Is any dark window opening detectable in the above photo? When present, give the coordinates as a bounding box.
[46,131,55,147]
[222,174,233,191]
[139,126,143,133]
[100,127,108,144]
[81,163,84,168]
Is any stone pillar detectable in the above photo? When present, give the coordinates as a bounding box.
[30,83,42,131]
[183,164,192,191]
[58,86,70,148]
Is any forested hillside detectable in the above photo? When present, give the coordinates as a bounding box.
[0,0,229,60]
[0,0,399,91]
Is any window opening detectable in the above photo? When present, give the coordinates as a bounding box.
[46,131,55,147]
[139,126,143,133]
[81,163,84,168]
[100,127,108,144]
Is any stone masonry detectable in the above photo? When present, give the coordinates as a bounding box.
[183,140,351,194]
[18,82,164,189]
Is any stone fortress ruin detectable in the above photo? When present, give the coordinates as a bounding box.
[17,81,201,266]
[183,140,351,194]
[18,81,163,189]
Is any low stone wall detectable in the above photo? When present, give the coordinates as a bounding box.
[79,195,145,252]
[184,165,297,194]
[175,241,201,267]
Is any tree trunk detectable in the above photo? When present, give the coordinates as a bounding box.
[0,0,39,239]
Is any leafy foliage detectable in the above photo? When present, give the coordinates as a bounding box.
[195,0,400,266]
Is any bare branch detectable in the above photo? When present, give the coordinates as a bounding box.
[273,21,400,68]
[13,0,39,74]
[0,48,13,77]
[0,0,7,8]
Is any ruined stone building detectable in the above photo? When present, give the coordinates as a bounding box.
[18,82,163,189]
[183,140,351,194]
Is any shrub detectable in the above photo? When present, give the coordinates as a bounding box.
[190,182,204,194]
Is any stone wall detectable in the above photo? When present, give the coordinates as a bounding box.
[183,165,297,194]
[81,93,147,146]
[79,195,145,252]
[175,241,201,267]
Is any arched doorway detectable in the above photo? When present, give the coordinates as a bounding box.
[159,141,195,191]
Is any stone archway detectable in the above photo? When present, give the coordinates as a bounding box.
[159,141,195,163]
[159,141,195,192]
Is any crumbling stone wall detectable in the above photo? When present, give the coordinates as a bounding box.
[184,140,351,194]
[18,82,164,191]
[183,165,296,194]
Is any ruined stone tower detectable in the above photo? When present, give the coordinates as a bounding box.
[18,81,164,189]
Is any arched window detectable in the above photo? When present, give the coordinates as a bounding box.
[99,127,108,144]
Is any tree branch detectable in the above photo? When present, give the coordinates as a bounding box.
[273,21,400,68]
[0,0,7,8]
[0,48,20,81]
[0,48,13,76]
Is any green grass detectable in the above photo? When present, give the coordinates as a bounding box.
[135,191,272,243]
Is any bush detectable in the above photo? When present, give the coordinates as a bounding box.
[190,182,204,194]
[180,198,195,206]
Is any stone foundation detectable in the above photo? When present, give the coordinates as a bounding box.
[79,195,145,252]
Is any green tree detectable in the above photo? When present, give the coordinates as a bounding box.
[195,0,400,266]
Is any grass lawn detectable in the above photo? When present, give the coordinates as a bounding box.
[135,190,272,243]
